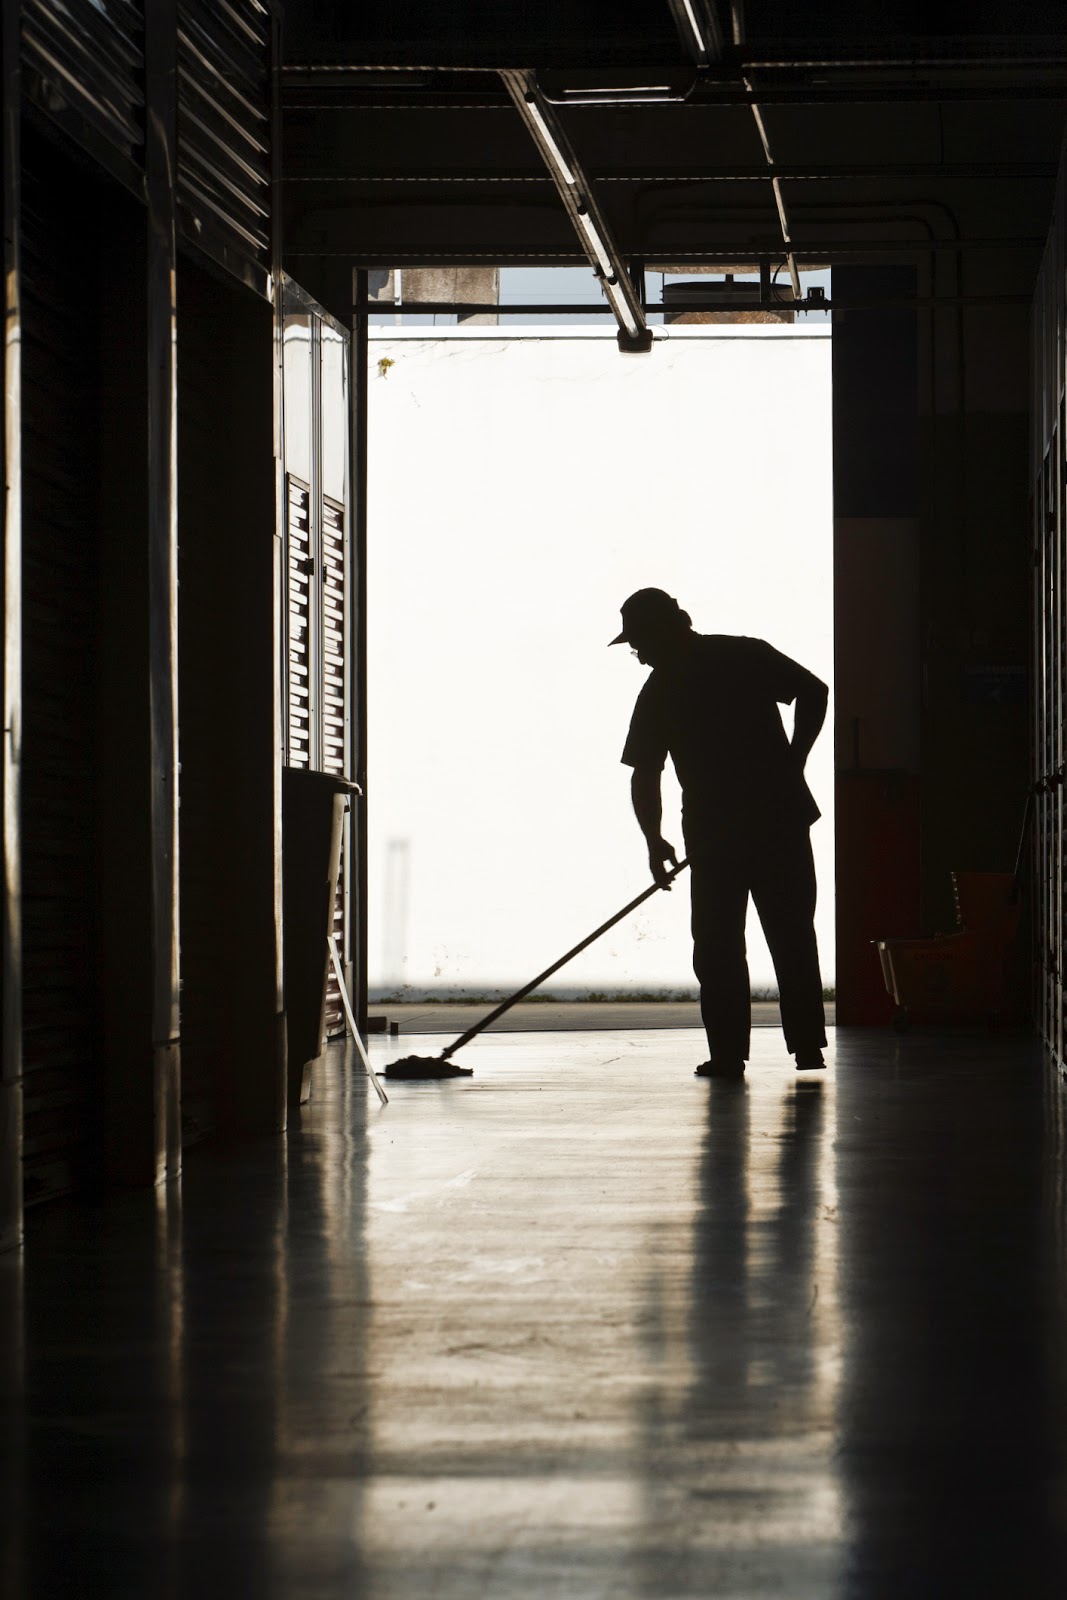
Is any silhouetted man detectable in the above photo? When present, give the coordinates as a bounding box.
[613,588,828,1078]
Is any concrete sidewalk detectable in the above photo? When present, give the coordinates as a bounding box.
[368,998,836,1036]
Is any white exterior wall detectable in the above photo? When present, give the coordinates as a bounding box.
[368,326,833,998]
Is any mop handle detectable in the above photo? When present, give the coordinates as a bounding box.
[440,857,691,1060]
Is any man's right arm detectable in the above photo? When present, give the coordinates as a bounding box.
[631,766,678,888]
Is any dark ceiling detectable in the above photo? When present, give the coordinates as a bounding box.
[284,2,1067,66]
[280,3,1067,294]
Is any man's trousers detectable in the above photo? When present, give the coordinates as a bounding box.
[688,821,826,1061]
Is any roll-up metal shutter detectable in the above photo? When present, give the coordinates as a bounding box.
[176,269,222,1141]
[177,0,272,291]
[22,0,144,193]
[1031,155,1067,1067]
[19,136,101,1204]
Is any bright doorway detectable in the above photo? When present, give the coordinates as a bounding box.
[367,321,833,1005]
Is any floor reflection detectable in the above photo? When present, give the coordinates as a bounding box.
[3,1028,1067,1597]
[834,1037,1065,1597]
[174,1143,287,1599]
[671,1077,839,1592]
[0,1214,25,1598]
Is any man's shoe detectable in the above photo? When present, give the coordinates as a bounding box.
[794,1049,826,1071]
[695,1057,746,1079]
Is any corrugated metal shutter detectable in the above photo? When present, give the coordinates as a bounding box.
[1031,153,1067,1065]
[22,0,145,189]
[177,0,272,288]
[177,265,224,1142]
[286,477,313,769]
[19,136,100,1204]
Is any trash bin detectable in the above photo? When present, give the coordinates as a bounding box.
[874,870,1020,1030]
[282,767,362,1108]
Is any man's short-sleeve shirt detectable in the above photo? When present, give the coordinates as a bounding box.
[621,633,821,834]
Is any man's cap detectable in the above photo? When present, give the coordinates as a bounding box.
[609,587,684,646]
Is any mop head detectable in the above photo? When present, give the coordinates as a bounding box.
[384,1055,474,1081]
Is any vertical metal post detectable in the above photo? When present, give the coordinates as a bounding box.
[309,317,323,769]
[271,4,287,1094]
[341,326,354,1001]
[145,0,181,1181]
[1,0,23,1249]
[1035,269,1046,1040]
[352,269,369,1036]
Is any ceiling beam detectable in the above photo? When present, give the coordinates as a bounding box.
[499,67,652,351]
[370,292,1030,316]
[286,163,1060,184]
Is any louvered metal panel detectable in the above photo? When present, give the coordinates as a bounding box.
[19,139,100,1203]
[322,499,347,777]
[22,0,144,190]
[286,477,313,768]
[321,498,348,1035]
[177,0,272,287]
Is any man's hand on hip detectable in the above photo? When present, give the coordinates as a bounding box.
[648,836,679,888]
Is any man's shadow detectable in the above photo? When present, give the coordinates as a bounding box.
[689,1080,826,1401]
[628,1077,834,1598]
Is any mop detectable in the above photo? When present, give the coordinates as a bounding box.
[384,859,690,1080]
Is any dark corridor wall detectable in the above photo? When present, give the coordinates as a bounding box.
[833,267,922,1025]
[177,258,284,1142]
[2,0,282,1239]
[833,262,1032,1024]
[919,322,1031,924]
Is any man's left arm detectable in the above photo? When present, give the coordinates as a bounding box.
[791,672,829,770]
[759,640,828,769]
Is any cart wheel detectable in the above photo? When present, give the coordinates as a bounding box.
[892,1006,911,1034]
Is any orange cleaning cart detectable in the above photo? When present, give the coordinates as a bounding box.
[874,870,1020,1030]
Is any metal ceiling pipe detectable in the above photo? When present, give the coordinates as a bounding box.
[666,0,727,65]
[295,237,1043,270]
[282,83,1067,110]
[285,162,1060,184]
[742,50,1067,69]
[742,74,801,298]
[382,292,1027,315]
[499,67,652,351]
[730,1,745,48]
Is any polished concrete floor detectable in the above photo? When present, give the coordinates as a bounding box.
[3,1024,1067,1597]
